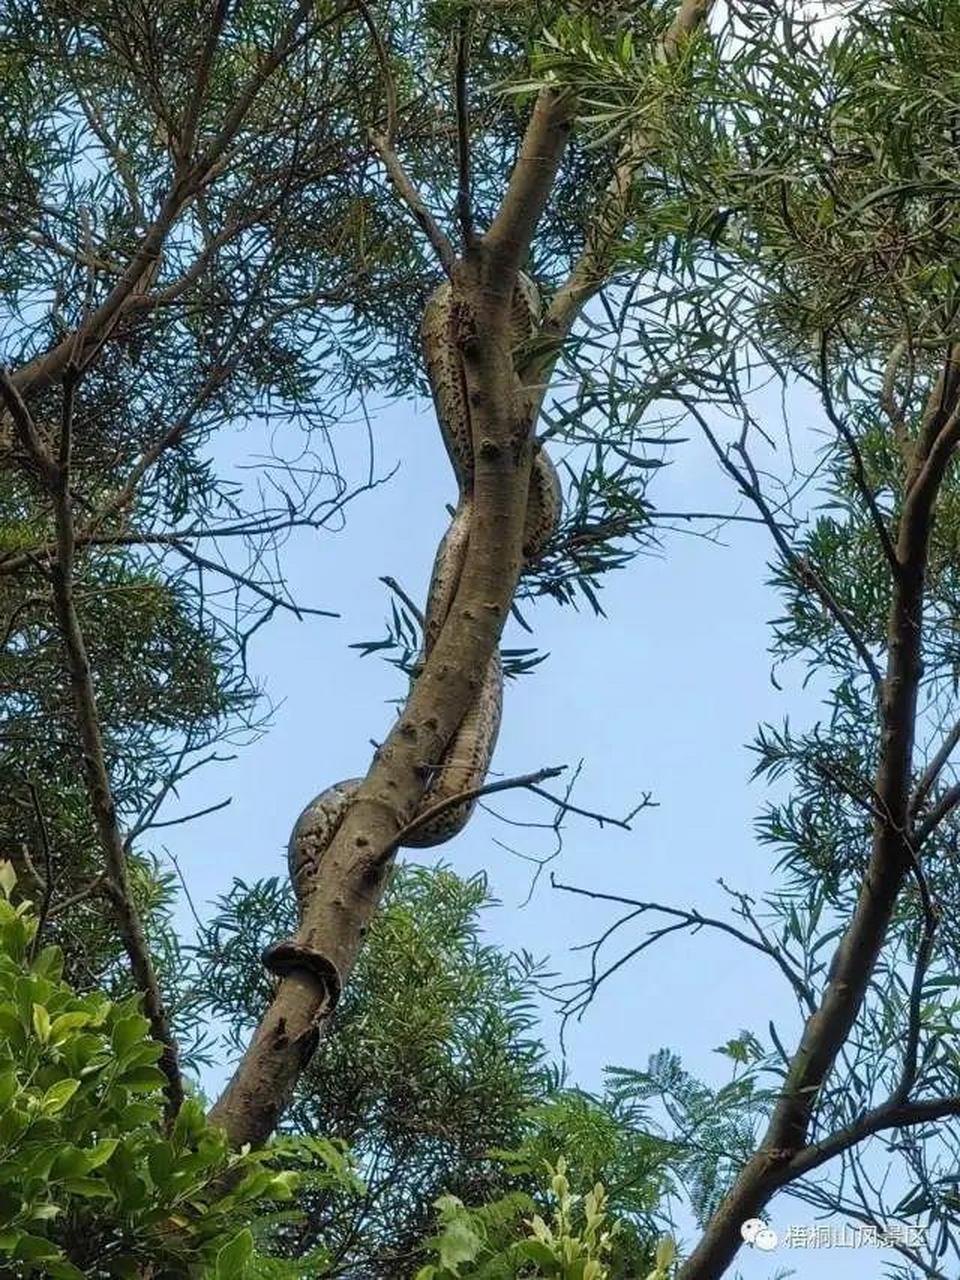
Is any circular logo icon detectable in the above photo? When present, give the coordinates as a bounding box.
[741,1219,778,1251]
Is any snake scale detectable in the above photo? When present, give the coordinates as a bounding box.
[285,274,561,915]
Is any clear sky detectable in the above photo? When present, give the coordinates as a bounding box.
[158,383,906,1280]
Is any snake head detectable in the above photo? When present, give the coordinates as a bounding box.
[261,940,342,1011]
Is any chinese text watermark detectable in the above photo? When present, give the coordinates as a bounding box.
[741,1218,928,1252]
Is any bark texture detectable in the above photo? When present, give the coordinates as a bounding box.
[677,350,960,1279]
[209,93,575,1146]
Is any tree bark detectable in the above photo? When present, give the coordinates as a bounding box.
[677,352,960,1279]
[209,94,574,1146]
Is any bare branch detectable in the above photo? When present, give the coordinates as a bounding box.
[911,717,960,817]
[553,879,815,1015]
[30,376,184,1114]
[378,766,567,863]
[482,88,575,297]
[454,13,475,248]
[818,332,900,576]
[684,394,883,686]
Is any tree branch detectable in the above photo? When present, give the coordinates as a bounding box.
[535,0,713,359]
[368,133,458,274]
[353,0,457,273]
[913,781,960,848]
[378,765,566,863]
[686,394,883,686]
[818,332,900,576]
[17,375,184,1114]
[786,1096,960,1181]
[911,717,960,817]
[677,352,960,1280]
[482,88,575,298]
[8,0,324,399]
[553,880,815,1015]
[454,13,475,248]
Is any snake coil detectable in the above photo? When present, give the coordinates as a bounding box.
[267,274,561,964]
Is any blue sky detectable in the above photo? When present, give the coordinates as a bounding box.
[158,384,909,1279]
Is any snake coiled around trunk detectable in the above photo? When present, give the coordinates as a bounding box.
[284,274,561,914]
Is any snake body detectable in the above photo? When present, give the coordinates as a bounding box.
[287,274,560,913]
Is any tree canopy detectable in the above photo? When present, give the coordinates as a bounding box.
[7,0,960,1277]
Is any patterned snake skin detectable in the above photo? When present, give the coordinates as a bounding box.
[288,274,561,911]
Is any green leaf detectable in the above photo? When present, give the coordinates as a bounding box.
[437,1218,483,1271]
[49,1012,93,1042]
[42,1078,80,1114]
[45,1262,86,1280]
[85,1138,120,1169]
[0,863,16,900]
[120,1066,169,1092]
[51,1147,93,1180]
[215,1228,254,1278]
[515,1239,558,1267]
[111,1015,150,1060]
[32,1003,51,1044]
[13,1233,61,1261]
[62,1177,114,1199]
[0,1068,18,1109]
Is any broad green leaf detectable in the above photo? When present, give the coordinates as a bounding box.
[120,1066,169,1092]
[32,1003,51,1044]
[215,1227,254,1278]
[42,1078,80,1114]
[0,863,16,900]
[62,1177,114,1199]
[437,1218,483,1271]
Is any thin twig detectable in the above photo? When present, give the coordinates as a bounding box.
[167,853,205,934]
[685,393,883,687]
[146,797,232,831]
[552,878,815,1014]
[818,333,900,575]
[47,875,108,920]
[525,785,649,831]
[377,766,566,864]
[380,575,425,626]
[911,717,960,817]
[454,13,475,247]
[27,784,53,962]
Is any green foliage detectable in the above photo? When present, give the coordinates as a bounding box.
[0,867,356,1279]
[198,865,556,1272]
[196,865,673,1275]
[415,1157,676,1280]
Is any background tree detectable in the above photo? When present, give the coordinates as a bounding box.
[0,0,713,1135]
[543,3,960,1276]
[19,1,960,1278]
[195,862,672,1277]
